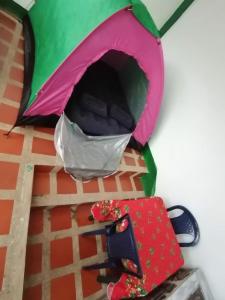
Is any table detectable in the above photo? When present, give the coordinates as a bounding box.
[91,197,184,299]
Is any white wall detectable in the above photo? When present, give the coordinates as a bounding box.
[142,0,183,28]
[148,0,225,299]
[13,0,35,10]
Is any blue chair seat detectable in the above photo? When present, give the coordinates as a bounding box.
[81,214,143,278]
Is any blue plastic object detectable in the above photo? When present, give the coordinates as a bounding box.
[167,205,200,247]
[81,214,143,278]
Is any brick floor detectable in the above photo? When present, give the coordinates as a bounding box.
[51,274,76,300]
[0,9,148,300]
[25,243,42,276]
[0,200,14,234]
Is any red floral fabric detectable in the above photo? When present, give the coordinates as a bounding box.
[91,197,184,299]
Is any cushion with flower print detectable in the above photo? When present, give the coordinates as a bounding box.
[121,258,138,274]
[116,218,129,232]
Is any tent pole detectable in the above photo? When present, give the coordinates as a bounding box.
[159,0,196,37]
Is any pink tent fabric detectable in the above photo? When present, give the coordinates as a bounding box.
[25,9,164,145]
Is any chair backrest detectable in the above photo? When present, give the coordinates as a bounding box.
[167,205,200,247]
[106,214,143,278]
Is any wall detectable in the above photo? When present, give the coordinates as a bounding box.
[13,0,34,10]
[148,0,225,299]
[142,0,183,28]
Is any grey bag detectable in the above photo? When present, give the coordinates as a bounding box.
[54,113,131,180]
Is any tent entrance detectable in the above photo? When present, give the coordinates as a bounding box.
[65,50,148,137]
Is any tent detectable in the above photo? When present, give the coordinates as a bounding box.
[16,0,164,146]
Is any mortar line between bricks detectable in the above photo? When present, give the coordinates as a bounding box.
[0,20,22,103]
[41,208,51,300]
[72,206,84,300]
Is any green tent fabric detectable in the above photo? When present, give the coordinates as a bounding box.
[131,0,160,38]
[141,145,157,196]
[27,0,159,107]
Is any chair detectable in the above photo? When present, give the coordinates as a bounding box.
[81,214,143,279]
[167,205,200,247]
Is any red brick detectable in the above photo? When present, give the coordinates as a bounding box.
[0,130,24,155]
[79,235,97,259]
[50,237,73,269]
[32,137,56,156]
[32,169,50,196]
[103,174,118,192]
[0,27,13,43]
[0,103,18,125]
[51,274,76,300]
[9,66,24,83]
[124,156,136,166]
[81,269,101,297]
[28,208,44,235]
[83,178,99,193]
[0,41,8,56]
[0,161,19,189]
[51,206,72,232]
[34,127,55,135]
[35,165,54,173]
[133,175,143,191]
[138,159,146,167]
[0,200,14,235]
[119,174,133,191]
[14,51,24,65]
[25,243,42,276]
[23,284,42,300]
[76,203,94,227]
[0,247,7,290]
[3,83,23,102]
[0,12,16,30]
[57,170,77,194]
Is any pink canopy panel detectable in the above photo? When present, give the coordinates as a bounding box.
[25,9,164,145]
